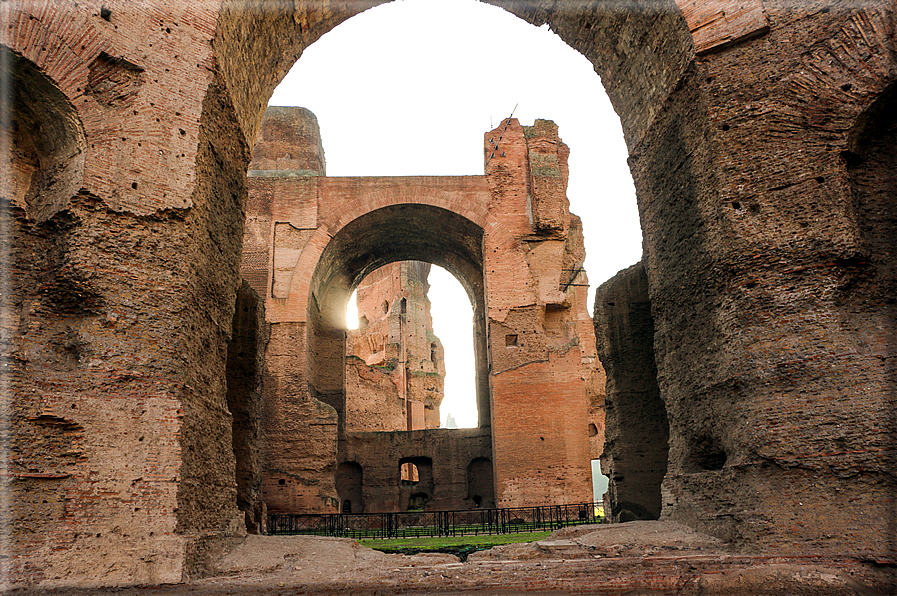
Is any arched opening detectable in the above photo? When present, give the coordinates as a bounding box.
[304,203,492,513]
[398,457,433,511]
[0,47,86,222]
[466,457,495,508]
[308,203,488,432]
[250,0,662,519]
[336,461,364,514]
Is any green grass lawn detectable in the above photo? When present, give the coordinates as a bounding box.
[359,531,552,560]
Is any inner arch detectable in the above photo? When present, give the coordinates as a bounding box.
[308,203,490,429]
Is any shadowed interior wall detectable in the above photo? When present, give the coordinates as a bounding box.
[843,82,897,555]
[594,263,668,522]
[226,280,268,533]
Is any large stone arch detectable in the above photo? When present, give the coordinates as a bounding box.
[213,0,697,150]
[231,0,897,560]
[270,177,492,322]
[4,0,897,589]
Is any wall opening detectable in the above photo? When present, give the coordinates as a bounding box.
[466,457,494,508]
[0,47,86,222]
[336,461,364,514]
[591,459,608,509]
[400,462,419,485]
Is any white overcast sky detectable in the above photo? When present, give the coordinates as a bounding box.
[269,0,642,431]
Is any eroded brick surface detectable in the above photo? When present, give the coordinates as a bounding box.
[245,108,597,516]
[4,0,897,589]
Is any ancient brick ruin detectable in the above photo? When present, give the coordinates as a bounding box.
[2,0,896,589]
[345,260,446,434]
[242,106,595,516]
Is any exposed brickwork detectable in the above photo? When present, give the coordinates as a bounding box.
[567,215,606,464]
[346,260,445,432]
[4,0,897,589]
[485,119,594,507]
[245,109,597,515]
[675,0,770,54]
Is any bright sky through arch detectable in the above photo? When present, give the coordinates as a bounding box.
[274,0,642,426]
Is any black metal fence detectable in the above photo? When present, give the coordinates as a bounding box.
[267,502,603,539]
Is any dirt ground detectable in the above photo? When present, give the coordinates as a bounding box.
[21,522,895,595]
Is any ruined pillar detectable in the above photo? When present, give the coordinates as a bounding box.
[345,260,446,432]
[484,119,594,507]
[594,263,668,522]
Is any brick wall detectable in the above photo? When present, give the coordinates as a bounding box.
[7,0,897,588]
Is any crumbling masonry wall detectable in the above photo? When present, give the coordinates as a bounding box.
[346,260,446,432]
[4,0,897,588]
[594,263,667,523]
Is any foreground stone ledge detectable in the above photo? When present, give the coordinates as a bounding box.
[17,553,895,595]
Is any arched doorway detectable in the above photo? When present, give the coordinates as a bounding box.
[336,461,364,514]
[307,203,488,432]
